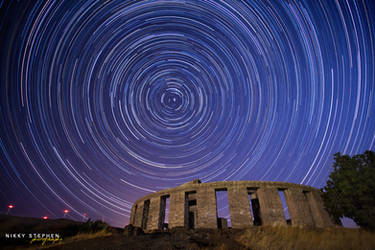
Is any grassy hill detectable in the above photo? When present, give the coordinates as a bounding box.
[1,214,374,249]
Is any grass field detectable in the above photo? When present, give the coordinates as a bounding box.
[235,226,375,250]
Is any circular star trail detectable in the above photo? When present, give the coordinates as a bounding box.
[0,1,374,227]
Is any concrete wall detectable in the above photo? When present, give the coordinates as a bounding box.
[257,187,286,226]
[227,185,252,228]
[196,187,217,228]
[169,191,185,228]
[130,180,335,230]
[283,188,314,226]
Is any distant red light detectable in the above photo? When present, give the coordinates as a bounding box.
[8,205,14,209]
[64,209,69,213]
[43,216,48,220]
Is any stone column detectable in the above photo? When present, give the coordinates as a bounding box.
[257,187,286,226]
[283,188,314,226]
[306,190,333,227]
[227,186,252,228]
[134,202,143,227]
[196,187,217,228]
[169,191,185,228]
[147,196,161,230]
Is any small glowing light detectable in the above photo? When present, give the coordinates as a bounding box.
[43,216,48,220]
[82,212,87,222]
[8,205,14,209]
[64,209,69,213]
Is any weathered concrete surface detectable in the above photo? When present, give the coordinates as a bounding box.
[196,188,217,228]
[257,187,286,226]
[227,186,252,228]
[283,188,314,226]
[134,203,143,228]
[306,191,334,228]
[129,180,336,230]
[147,197,161,230]
[169,191,185,228]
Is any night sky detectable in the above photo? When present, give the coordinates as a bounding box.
[0,0,374,228]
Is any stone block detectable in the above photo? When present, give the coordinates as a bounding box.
[227,186,252,228]
[196,187,217,228]
[283,188,314,226]
[134,203,143,227]
[306,190,334,228]
[147,196,161,230]
[169,192,185,228]
[257,187,286,226]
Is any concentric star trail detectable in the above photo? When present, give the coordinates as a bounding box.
[0,0,374,227]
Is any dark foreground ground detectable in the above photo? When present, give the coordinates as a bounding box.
[1,214,375,250]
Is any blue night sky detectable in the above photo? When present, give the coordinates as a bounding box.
[0,0,374,228]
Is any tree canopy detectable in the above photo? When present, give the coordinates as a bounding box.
[321,150,375,230]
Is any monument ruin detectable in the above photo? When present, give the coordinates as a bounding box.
[129,180,335,230]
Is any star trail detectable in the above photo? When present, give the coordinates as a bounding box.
[0,0,374,227]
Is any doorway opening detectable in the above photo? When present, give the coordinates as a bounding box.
[141,199,150,229]
[185,191,197,229]
[159,195,170,229]
[215,188,231,228]
[133,205,138,225]
[278,189,291,224]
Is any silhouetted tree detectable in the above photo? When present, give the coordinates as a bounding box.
[321,151,375,230]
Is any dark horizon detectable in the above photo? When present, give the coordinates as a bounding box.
[1,1,374,228]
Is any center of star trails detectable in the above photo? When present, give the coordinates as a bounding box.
[162,88,183,111]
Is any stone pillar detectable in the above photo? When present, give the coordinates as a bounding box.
[227,186,252,228]
[257,187,286,226]
[134,202,143,227]
[283,188,314,226]
[147,196,161,230]
[169,191,185,228]
[196,187,217,228]
[306,190,333,228]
